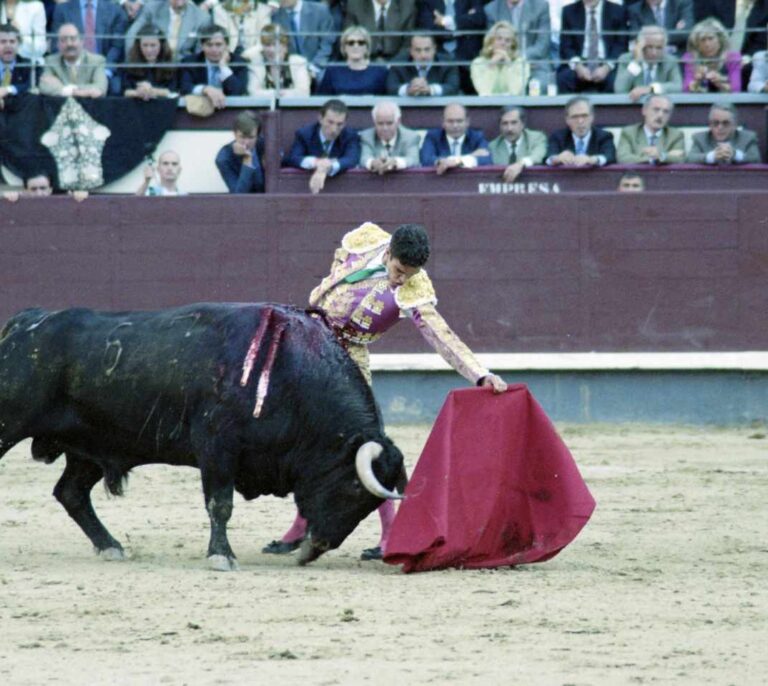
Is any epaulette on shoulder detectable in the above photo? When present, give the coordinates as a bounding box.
[395,270,437,310]
[341,222,391,255]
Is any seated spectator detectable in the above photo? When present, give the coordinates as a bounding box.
[0,23,38,107]
[420,103,492,174]
[215,110,265,193]
[484,0,552,87]
[682,18,741,93]
[488,105,547,183]
[282,98,361,194]
[317,25,387,95]
[213,0,272,53]
[126,0,212,61]
[180,25,248,109]
[686,103,762,165]
[617,94,685,164]
[3,172,88,201]
[386,33,459,96]
[345,0,416,62]
[747,49,768,93]
[614,25,683,102]
[136,150,186,196]
[122,24,178,98]
[546,96,616,167]
[471,20,529,96]
[1,0,46,64]
[272,0,335,81]
[627,0,694,55]
[617,172,645,192]
[52,0,128,93]
[557,0,628,94]
[244,23,311,97]
[417,0,485,94]
[694,0,767,58]
[39,23,107,97]
[359,100,421,174]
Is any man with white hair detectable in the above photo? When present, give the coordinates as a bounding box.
[614,25,683,101]
[359,101,421,175]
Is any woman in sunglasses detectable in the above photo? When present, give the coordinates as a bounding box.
[316,25,387,95]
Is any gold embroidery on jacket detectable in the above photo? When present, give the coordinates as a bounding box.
[341,223,391,254]
[395,270,437,310]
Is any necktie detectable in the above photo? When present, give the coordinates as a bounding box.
[344,264,387,284]
[586,9,599,70]
[321,140,332,157]
[509,142,517,163]
[210,65,221,87]
[653,4,664,27]
[649,133,659,164]
[417,65,427,79]
[451,139,461,157]
[169,10,183,57]
[383,142,392,157]
[576,137,586,156]
[1,66,10,87]
[84,0,97,53]
[68,62,78,83]
[374,7,386,58]
[443,0,457,53]
[289,9,302,54]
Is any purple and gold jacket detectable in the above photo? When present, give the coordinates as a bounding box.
[310,223,489,384]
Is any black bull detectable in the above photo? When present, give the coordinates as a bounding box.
[0,303,405,569]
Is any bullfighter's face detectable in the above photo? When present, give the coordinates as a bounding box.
[383,249,421,289]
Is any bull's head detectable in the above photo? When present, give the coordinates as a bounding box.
[294,435,405,565]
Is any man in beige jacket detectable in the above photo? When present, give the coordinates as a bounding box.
[39,23,107,98]
[617,94,685,164]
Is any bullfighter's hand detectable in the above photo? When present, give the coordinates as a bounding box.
[482,374,508,394]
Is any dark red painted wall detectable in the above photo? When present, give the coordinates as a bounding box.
[2,191,767,352]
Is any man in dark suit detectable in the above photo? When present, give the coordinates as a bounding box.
[416,0,485,91]
[558,0,629,93]
[180,25,248,107]
[272,0,336,79]
[215,111,265,193]
[0,23,38,109]
[283,99,361,194]
[386,34,460,96]
[345,0,416,61]
[627,0,694,54]
[546,96,616,166]
[52,0,128,93]
[694,0,768,56]
[420,102,492,172]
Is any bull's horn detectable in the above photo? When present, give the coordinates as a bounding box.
[355,441,404,500]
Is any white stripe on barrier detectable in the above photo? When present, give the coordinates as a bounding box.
[370,352,768,372]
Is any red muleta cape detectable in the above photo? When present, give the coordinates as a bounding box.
[383,385,596,573]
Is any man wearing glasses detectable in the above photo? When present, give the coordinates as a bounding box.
[687,102,762,164]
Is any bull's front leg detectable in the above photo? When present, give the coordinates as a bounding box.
[200,462,239,572]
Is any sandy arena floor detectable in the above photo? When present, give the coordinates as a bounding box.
[0,424,766,685]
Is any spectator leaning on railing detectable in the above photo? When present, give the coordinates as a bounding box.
[122,23,178,98]
[488,105,547,183]
[614,25,683,102]
[359,100,421,174]
[39,22,107,97]
[546,96,616,167]
[616,94,685,165]
[420,102,492,174]
[0,22,38,108]
[470,20,529,95]
[686,102,762,165]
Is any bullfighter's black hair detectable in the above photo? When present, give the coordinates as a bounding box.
[390,224,430,268]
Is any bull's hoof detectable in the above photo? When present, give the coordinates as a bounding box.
[262,539,302,555]
[208,554,239,572]
[98,547,125,561]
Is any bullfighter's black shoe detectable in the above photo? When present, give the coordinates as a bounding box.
[360,546,382,561]
[262,539,302,554]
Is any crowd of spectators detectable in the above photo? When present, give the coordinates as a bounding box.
[0,0,766,99]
